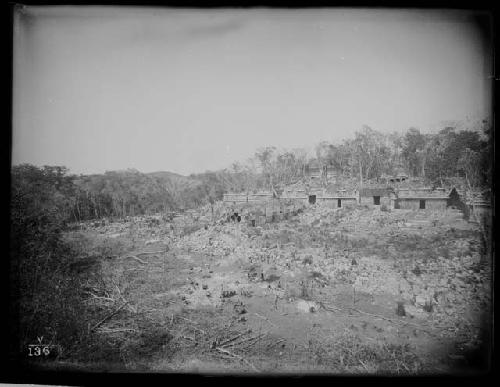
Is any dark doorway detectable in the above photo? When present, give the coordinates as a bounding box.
[309,195,316,204]
[419,200,426,209]
[337,199,342,208]
[448,187,469,219]
[251,219,256,227]
[373,196,381,205]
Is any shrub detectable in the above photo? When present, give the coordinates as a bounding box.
[300,280,313,300]
[423,300,433,313]
[306,331,423,373]
[10,165,98,360]
[12,209,89,357]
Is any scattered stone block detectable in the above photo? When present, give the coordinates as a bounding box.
[297,299,320,313]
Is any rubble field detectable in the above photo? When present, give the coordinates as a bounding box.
[61,203,492,374]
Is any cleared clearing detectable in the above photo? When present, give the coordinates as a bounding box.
[49,203,491,375]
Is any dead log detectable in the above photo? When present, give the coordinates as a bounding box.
[215,347,260,372]
[218,331,248,347]
[222,332,267,349]
[136,250,165,256]
[91,301,129,331]
[127,255,147,264]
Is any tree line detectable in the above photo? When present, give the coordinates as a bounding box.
[229,122,492,194]
[11,121,492,226]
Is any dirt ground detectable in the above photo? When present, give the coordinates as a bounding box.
[51,203,492,375]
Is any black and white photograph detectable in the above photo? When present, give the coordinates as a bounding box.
[8,4,494,377]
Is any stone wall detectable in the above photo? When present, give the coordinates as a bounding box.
[224,198,308,226]
[223,193,273,205]
[359,195,391,207]
[396,198,448,210]
[316,197,358,208]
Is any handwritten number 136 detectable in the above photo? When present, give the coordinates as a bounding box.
[28,346,50,356]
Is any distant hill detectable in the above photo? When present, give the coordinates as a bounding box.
[148,170,202,191]
[148,170,187,180]
[73,168,208,212]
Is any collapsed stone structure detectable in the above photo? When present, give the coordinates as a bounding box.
[359,187,395,207]
[223,184,466,215]
[221,161,490,228]
[281,183,358,208]
[221,197,307,227]
[304,160,337,183]
[380,172,409,184]
[222,191,273,205]
[462,188,492,236]
[394,187,449,210]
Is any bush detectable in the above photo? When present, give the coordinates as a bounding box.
[12,214,89,357]
[307,332,422,373]
[10,165,97,359]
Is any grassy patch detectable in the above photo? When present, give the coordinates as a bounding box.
[306,332,424,374]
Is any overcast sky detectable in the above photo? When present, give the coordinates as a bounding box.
[12,7,492,176]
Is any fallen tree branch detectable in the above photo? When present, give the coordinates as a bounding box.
[85,292,115,302]
[266,338,285,349]
[222,332,267,349]
[318,301,343,313]
[347,306,442,336]
[179,335,196,342]
[215,347,260,372]
[239,336,264,350]
[320,301,443,337]
[97,328,137,333]
[122,255,147,264]
[359,359,369,372]
[254,313,278,328]
[91,301,129,331]
[218,331,248,348]
[135,250,166,256]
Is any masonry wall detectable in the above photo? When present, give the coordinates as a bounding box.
[396,198,447,210]
[313,197,357,208]
[359,195,391,207]
[315,197,336,208]
[426,199,448,210]
[237,198,307,226]
[223,193,273,204]
[339,198,358,208]
[396,199,418,210]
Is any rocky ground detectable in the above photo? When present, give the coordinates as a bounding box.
[55,202,492,374]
